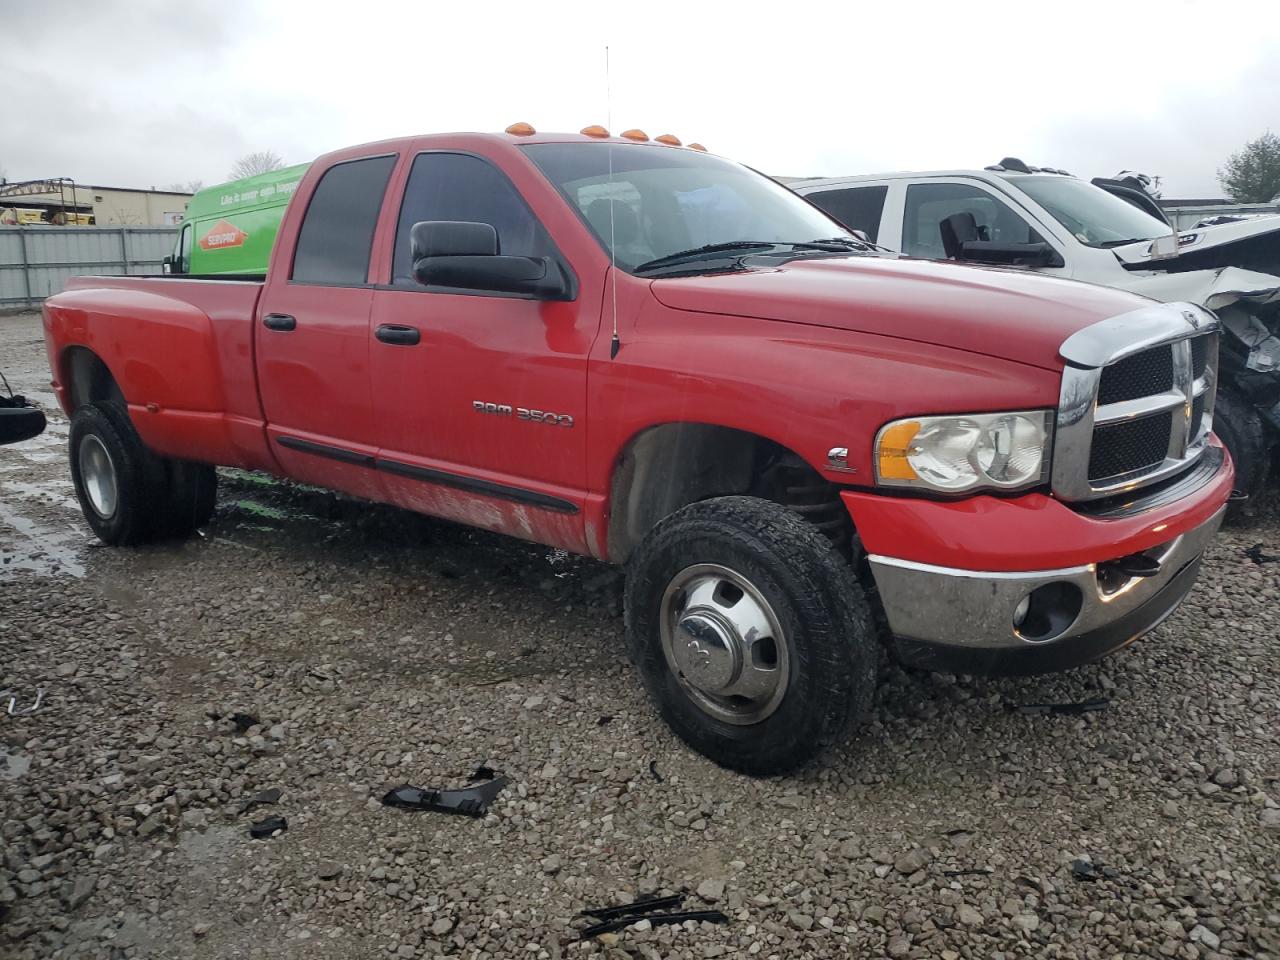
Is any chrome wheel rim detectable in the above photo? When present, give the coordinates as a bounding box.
[659,563,790,725]
[78,435,118,520]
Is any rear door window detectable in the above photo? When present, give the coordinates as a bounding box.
[902,181,1045,259]
[291,155,395,285]
[806,185,888,242]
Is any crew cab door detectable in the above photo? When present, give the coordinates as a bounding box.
[367,150,594,550]
[255,153,397,499]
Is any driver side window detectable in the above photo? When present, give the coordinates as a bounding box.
[902,182,1044,259]
[392,153,555,285]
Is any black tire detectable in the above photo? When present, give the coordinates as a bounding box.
[624,496,877,776]
[155,461,218,538]
[68,403,165,545]
[1214,388,1270,516]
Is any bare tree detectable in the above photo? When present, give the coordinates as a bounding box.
[227,151,285,180]
[166,180,205,194]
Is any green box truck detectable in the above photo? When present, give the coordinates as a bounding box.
[166,163,309,276]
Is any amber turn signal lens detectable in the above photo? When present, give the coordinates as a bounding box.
[876,420,921,481]
[655,134,681,146]
[620,129,649,141]
[504,122,536,136]
[580,125,610,138]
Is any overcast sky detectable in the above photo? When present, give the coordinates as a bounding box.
[3,1,1277,198]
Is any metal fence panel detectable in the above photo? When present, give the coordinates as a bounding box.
[0,226,176,307]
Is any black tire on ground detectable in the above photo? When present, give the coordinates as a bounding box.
[624,496,877,776]
[68,402,165,545]
[155,460,218,538]
[1213,388,1270,515]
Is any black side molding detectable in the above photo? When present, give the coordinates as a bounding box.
[276,435,374,466]
[274,436,578,514]
[376,457,578,513]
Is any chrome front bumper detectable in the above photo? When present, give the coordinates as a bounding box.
[868,504,1225,674]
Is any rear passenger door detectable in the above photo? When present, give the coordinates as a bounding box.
[256,153,396,499]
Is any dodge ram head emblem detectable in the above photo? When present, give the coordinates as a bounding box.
[1183,309,1201,330]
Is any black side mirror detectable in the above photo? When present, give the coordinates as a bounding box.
[162,254,174,275]
[957,240,1062,268]
[940,212,980,258]
[410,220,569,300]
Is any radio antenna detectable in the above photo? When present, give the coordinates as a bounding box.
[606,45,620,359]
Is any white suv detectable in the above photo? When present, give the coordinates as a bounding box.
[794,162,1280,506]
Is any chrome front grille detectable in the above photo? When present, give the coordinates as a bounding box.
[1052,303,1220,502]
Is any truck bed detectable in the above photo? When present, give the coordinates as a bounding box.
[45,275,273,471]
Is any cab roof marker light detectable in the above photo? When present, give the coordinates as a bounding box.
[687,142,708,152]
[580,125,610,138]
[505,122,536,136]
[620,129,649,141]
[655,134,682,146]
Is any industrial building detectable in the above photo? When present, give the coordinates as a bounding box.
[0,178,192,227]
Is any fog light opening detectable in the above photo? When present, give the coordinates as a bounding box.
[1013,594,1032,628]
[1014,581,1084,642]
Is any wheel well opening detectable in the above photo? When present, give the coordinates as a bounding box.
[606,424,852,563]
[64,347,123,413]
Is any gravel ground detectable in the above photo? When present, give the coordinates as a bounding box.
[1,309,1278,960]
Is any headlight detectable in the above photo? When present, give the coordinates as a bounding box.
[875,410,1053,493]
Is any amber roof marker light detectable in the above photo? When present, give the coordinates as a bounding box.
[620,129,649,142]
[655,134,682,146]
[580,125,610,138]
[505,122,536,136]
[688,142,708,152]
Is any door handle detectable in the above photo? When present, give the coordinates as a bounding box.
[375,324,421,346]
[263,313,296,332]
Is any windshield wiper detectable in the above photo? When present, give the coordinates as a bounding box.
[633,238,874,275]
[633,241,784,274]
[1099,237,1156,248]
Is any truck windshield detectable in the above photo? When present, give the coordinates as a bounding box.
[524,142,855,273]
[1011,175,1169,248]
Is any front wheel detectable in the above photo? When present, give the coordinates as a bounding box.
[1213,388,1270,516]
[624,496,877,776]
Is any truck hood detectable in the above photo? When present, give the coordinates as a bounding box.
[1110,214,1280,275]
[648,255,1147,371]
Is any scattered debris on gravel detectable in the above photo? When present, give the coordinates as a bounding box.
[2,310,1279,958]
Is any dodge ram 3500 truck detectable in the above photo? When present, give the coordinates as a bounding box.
[43,126,1233,774]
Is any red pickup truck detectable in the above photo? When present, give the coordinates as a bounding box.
[43,126,1233,774]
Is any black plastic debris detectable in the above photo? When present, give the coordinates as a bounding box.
[942,868,993,877]
[597,715,613,726]
[250,815,287,839]
[382,777,508,818]
[1013,698,1109,717]
[648,760,664,783]
[1069,858,1119,881]
[580,893,687,921]
[575,894,729,940]
[1245,543,1279,564]
[238,787,282,814]
[230,712,259,733]
[468,765,497,782]
[1070,859,1099,881]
